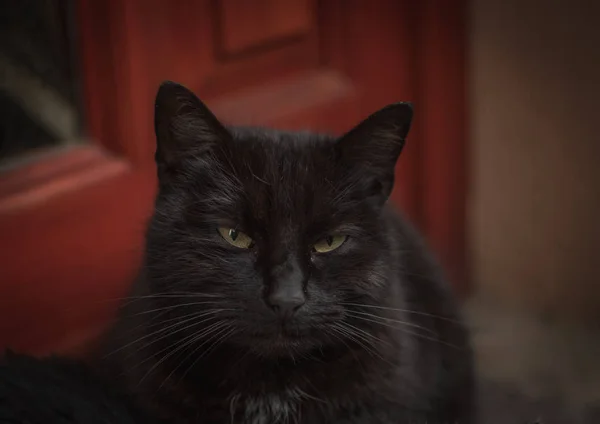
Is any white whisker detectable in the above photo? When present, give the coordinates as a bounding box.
[105,309,227,357]
[345,313,462,350]
[341,302,460,323]
[138,320,232,386]
[345,310,438,335]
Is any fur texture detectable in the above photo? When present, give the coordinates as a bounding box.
[99,81,475,424]
[0,352,150,424]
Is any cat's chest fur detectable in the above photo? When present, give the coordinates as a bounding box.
[158,386,402,424]
[230,388,309,424]
[227,391,419,424]
[161,389,425,424]
[131,351,432,424]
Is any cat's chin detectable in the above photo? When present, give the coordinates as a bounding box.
[249,335,317,357]
[232,330,320,358]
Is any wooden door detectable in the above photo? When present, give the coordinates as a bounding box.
[0,0,467,356]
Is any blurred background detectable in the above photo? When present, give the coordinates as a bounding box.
[0,1,599,423]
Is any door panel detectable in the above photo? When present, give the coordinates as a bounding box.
[0,0,467,356]
[219,0,313,55]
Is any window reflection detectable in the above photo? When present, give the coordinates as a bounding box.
[0,0,83,167]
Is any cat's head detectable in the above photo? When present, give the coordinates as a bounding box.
[143,81,413,357]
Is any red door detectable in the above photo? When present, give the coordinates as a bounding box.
[0,0,467,356]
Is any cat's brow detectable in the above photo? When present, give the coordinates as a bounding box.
[327,223,365,236]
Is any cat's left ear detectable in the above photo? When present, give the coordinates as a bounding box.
[336,102,413,202]
[154,81,230,180]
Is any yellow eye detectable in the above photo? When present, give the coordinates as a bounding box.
[313,235,347,253]
[218,227,254,249]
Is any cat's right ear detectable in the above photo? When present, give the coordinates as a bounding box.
[154,81,229,179]
[336,102,413,204]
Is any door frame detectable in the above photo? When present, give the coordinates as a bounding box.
[416,1,469,294]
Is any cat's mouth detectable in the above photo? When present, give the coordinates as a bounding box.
[263,324,306,343]
[236,323,318,356]
[250,333,310,356]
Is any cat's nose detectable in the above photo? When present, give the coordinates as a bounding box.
[266,255,307,318]
[267,290,306,318]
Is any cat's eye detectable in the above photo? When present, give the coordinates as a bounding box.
[217,227,254,249]
[312,235,347,253]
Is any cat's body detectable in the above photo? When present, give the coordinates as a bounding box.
[99,82,475,424]
[0,352,151,424]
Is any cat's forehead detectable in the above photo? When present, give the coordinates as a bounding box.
[224,127,342,226]
[227,127,337,180]
[228,127,334,151]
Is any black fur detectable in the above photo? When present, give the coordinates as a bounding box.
[99,81,475,423]
[0,352,151,423]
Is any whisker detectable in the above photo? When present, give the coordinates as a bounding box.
[121,294,224,306]
[138,320,231,386]
[161,324,237,389]
[346,314,462,350]
[125,313,228,358]
[345,310,438,336]
[335,322,400,368]
[104,309,226,357]
[121,309,191,335]
[298,376,327,404]
[129,325,211,370]
[174,325,237,386]
[323,328,367,373]
[93,292,225,305]
[330,323,383,361]
[126,301,225,317]
[338,320,393,348]
[341,302,460,323]
[113,305,231,340]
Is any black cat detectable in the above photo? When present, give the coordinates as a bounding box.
[0,352,151,424]
[99,81,475,424]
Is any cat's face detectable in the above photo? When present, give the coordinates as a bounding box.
[143,82,413,356]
